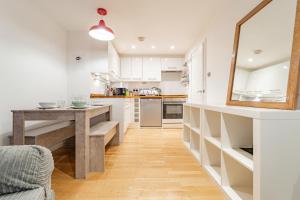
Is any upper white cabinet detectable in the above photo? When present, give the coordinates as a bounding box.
[120,57,143,81]
[120,56,161,82]
[161,57,184,71]
[131,57,143,81]
[142,57,161,81]
[108,42,120,78]
[120,57,132,80]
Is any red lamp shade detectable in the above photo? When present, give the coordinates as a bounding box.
[89,8,115,41]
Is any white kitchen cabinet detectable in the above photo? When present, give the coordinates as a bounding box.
[108,42,120,78]
[124,99,134,131]
[121,57,132,80]
[161,57,184,71]
[131,57,143,81]
[142,57,161,81]
[120,57,143,81]
[91,98,135,142]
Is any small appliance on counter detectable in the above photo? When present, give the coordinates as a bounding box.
[139,87,161,96]
[114,88,127,96]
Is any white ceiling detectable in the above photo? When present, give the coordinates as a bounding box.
[33,0,223,55]
[236,0,297,70]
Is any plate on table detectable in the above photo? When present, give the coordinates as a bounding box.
[91,104,104,106]
[70,106,88,109]
[38,106,58,109]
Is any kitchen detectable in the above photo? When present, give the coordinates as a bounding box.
[90,54,190,141]
[66,21,203,142]
[1,0,300,200]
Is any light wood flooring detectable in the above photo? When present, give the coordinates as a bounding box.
[52,128,226,200]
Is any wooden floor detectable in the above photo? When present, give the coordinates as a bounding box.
[52,128,226,200]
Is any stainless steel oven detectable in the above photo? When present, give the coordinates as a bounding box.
[162,98,186,126]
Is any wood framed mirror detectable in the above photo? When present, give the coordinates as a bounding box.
[226,0,300,109]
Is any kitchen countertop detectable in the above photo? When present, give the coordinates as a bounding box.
[90,94,187,99]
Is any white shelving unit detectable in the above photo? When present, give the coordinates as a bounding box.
[183,103,300,200]
[183,104,201,163]
[134,98,140,123]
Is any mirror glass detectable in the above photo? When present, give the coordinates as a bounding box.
[231,0,298,102]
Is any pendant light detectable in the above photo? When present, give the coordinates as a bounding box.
[89,8,115,41]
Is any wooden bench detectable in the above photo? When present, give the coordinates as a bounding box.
[89,121,119,172]
[9,121,75,150]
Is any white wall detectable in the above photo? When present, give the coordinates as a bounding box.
[187,0,261,104]
[67,31,108,101]
[0,0,68,145]
[160,72,186,95]
[246,61,290,93]
[233,68,250,91]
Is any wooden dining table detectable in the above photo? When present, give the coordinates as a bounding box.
[12,105,112,179]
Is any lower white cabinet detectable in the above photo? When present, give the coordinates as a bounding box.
[183,103,300,200]
[123,99,134,131]
[91,98,134,142]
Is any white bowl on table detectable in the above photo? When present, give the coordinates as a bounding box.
[38,102,57,109]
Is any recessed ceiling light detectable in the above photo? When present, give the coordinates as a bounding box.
[151,45,156,49]
[131,45,136,49]
[254,49,263,54]
[170,45,175,50]
[248,58,254,63]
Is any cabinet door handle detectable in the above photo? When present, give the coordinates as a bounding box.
[197,90,205,93]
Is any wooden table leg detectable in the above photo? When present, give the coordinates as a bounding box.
[13,112,25,145]
[75,111,90,179]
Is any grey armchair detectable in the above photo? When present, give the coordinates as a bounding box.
[0,145,55,200]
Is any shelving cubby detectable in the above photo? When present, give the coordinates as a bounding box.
[190,129,201,162]
[183,124,191,147]
[203,139,221,184]
[203,110,221,149]
[222,152,253,200]
[190,106,201,133]
[221,113,253,171]
[183,104,191,125]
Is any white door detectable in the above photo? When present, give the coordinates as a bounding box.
[190,42,206,104]
[121,57,132,80]
[131,57,143,81]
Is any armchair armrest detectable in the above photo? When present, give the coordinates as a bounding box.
[0,145,54,199]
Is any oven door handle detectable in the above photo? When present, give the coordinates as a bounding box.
[163,102,185,104]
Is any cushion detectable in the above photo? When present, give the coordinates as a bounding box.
[0,146,54,199]
[0,187,50,200]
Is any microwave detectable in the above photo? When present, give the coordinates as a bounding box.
[114,88,127,96]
